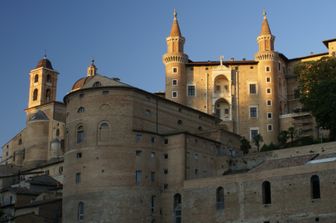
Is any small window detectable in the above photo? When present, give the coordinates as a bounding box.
[18,138,22,145]
[150,172,155,183]
[216,187,224,210]
[79,93,84,98]
[46,89,51,102]
[135,170,142,185]
[33,89,38,101]
[172,79,178,86]
[194,169,198,175]
[267,124,273,132]
[262,181,271,204]
[265,66,271,72]
[311,175,321,199]
[102,90,109,95]
[151,136,156,143]
[151,195,156,214]
[164,139,168,144]
[278,62,281,71]
[172,67,178,73]
[177,120,183,125]
[75,172,81,184]
[150,152,155,158]
[266,88,272,94]
[172,91,178,98]
[250,128,259,141]
[267,112,272,119]
[56,128,60,137]
[266,100,272,106]
[266,77,271,83]
[76,152,82,159]
[187,85,196,96]
[249,106,258,118]
[59,166,63,174]
[78,202,84,221]
[34,74,39,83]
[76,126,84,144]
[249,84,257,94]
[164,153,168,159]
[135,133,142,142]
[164,169,168,174]
[77,107,85,113]
[93,81,101,87]
[136,150,142,156]
[164,184,168,190]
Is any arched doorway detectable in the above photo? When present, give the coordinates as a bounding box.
[215,98,230,120]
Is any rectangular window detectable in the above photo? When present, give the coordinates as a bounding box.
[75,172,81,184]
[249,106,258,118]
[76,152,82,159]
[164,153,168,159]
[265,66,271,72]
[172,79,178,86]
[135,133,142,142]
[150,171,155,183]
[172,67,178,73]
[266,88,272,94]
[172,91,178,98]
[249,83,257,94]
[136,150,142,156]
[187,85,196,96]
[266,77,271,83]
[267,112,272,119]
[151,195,156,214]
[250,128,259,141]
[135,170,142,185]
[278,63,281,71]
[164,169,168,174]
[267,124,273,132]
[266,100,272,106]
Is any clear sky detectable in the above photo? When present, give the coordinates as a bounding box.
[0,0,335,148]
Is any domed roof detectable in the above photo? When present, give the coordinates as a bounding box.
[36,58,53,70]
[71,76,94,91]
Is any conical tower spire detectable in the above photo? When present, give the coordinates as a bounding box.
[260,10,272,35]
[170,9,182,37]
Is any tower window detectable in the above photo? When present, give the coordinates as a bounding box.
[267,124,273,132]
[262,181,271,204]
[33,89,38,101]
[311,175,321,199]
[266,100,272,106]
[187,85,196,96]
[98,122,110,142]
[34,74,39,83]
[135,170,142,185]
[267,112,272,119]
[266,88,272,94]
[249,106,258,118]
[265,66,271,72]
[266,77,271,83]
[249,84,257,94]
[46,74,51,83]
[75,172,81,184]
[172,67,178,73]
[172,91,178,98]
[172,79,178,86]
[150,171,155,183]
[46,89,51,102]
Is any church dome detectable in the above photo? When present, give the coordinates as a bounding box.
[36,58,53,70]
[71,76,94,91]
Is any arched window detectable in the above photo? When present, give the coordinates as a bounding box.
[34,74,39,83]
[56,128,60,137]
[311,175,321,199]
[77,126,84,144]
[262,181,271,204]
[93,81,101,87]
[33,89,38,101]
[46,74,51,83]
[216,187,224,209]
[77,107,85,113]
[46,89,51,102]
[98,122,110,142]
[174,193,182,223]
[78,201,84,221]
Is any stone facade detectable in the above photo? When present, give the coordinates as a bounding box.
[163,12,336,146]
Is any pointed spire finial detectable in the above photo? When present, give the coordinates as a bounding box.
[91,59,95,65]
[43,49,47,59]
[262,9,267,19]
[173,8,177,20]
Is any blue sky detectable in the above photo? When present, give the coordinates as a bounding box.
[0,0,335,148]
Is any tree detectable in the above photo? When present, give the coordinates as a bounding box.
[253,134,263,152]
[278,130,289,148]
[295,57,336,140]
[240,137,251,154]
[288,127,296,145]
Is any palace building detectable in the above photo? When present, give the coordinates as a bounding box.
[1,11,336,223]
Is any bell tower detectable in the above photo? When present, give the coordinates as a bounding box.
[163,9,188,105]
[28,55,58,109]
